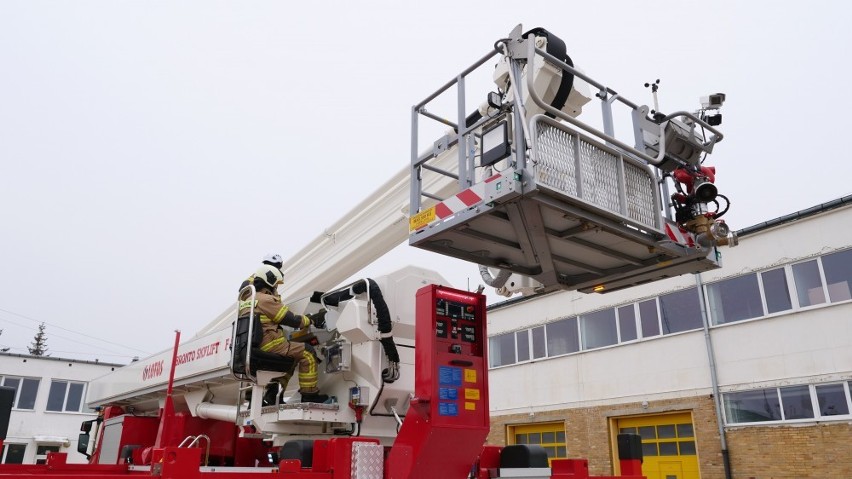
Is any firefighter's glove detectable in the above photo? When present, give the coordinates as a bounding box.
[307,309,327,329]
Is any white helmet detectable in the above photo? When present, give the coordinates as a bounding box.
[263,253,284,265]
[263,253,283,265]
[255,264,283,288]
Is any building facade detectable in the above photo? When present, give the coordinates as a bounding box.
[0,353,123,465]
[486,198,852,479]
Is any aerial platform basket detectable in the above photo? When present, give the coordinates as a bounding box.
[409,27,724,294]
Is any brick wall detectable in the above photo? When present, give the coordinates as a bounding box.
[726,422,852,479]
[489,398,852,478]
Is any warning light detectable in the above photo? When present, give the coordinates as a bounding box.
[593,285,605,292]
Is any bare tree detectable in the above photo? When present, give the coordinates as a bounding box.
[28,322,48,356]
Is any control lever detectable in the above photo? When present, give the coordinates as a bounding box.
[385,398,403,428]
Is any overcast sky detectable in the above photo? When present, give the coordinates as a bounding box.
[1,1,850,362]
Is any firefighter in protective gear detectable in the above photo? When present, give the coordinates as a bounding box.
[239,264,328,404]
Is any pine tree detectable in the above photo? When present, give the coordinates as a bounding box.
[28,322,48,356]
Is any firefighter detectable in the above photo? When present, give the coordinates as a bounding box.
[239,264,329,404]
[238,253,284,297]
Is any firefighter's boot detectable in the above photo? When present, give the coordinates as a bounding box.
[262,384,279,406]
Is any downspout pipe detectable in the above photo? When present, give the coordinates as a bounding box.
[695,273,733,479]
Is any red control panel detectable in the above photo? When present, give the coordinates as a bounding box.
[387,284,489,478]
[429,288,488,426]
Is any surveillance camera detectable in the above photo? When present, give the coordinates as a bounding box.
[700,93,726,110]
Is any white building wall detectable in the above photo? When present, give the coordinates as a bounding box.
[487,204,852,415]
[0,354,122,464]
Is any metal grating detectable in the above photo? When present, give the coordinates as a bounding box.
[535,124,578,196]
[533,119,658,230]
[579,137,621,214]
[624,162,657,227]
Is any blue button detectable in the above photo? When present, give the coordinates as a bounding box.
[439,366,454,385]
[452,368,463,386]
[438,402,458,416]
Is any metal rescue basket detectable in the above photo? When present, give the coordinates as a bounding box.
[409,25,727,294]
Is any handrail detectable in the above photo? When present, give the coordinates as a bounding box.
[520,36,723,167]
[178,434,211,466]
[234,285,258,383]
[413,48,500,110]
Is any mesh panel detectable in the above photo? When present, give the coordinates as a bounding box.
[579,138,621,213]
[534,121,657,229]
[624,163,657,227]
[535,124,577,196]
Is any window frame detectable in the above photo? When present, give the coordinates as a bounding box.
[545,316,580,358]
[0,375,40,411]
[45,379,88,414]
[487,248,852,370]
[507,421,568,465]
[1,443,27,464]
[723,382,852,426]
[789,258,829,309]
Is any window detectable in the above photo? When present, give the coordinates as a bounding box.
[725,382,852,424]
[531,326,546,359]
[1,444,26,464]
[509,422,567,465]
[618,413,697,463]
[1,376,40,410]
[707,274,764,324]
[821,249,852,302]
[516,330,530,362]
[580,308,617,350]
[489,333,516,368]
[46,380,86,413]
[761,268,792,314]
[724,389,782,423]
[779,385,814,420]
[792,259,826,307]
[35,445,60,465]
[546,317,579,356]
[815,384,849,416]
[487,249,852,370]
[638,299,659,338]
[658,288,702,334]
[617,305,637,342]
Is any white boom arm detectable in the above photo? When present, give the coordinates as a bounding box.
[194,154,459,338]
[88,151,461,409]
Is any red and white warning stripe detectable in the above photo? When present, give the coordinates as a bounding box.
[433,174,501,219]
[665,222,696,248]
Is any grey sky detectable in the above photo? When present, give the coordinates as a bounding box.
[1,1,850,362]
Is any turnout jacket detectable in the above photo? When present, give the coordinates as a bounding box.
[239,291,311,351]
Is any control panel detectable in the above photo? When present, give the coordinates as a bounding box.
[387,284,490,478]
[419,285,488,427]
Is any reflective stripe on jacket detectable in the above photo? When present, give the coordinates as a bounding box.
[238,291,310,350]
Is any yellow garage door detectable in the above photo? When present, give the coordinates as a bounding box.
[507,422,567,465]
[616,412,699,479]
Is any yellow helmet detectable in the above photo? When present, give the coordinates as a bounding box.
[255,264,283,288]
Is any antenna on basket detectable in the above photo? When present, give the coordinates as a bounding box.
[644,78,664,120]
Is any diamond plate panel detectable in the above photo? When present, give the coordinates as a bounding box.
[351,442,384,479]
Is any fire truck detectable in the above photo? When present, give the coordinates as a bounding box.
[0,25,730,478]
